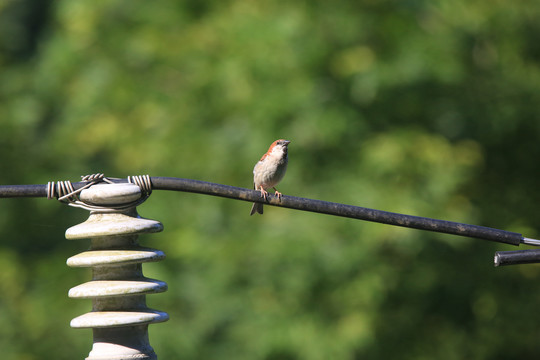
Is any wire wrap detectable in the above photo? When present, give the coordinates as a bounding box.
[47,174,151,212]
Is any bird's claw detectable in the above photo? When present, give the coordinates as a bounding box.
[258,187,282,202]
[259,188,269,201]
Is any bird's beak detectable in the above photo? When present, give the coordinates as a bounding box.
[283,140,291,146]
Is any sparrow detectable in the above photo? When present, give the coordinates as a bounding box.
[250,139,291,215]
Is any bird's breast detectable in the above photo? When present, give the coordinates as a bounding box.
[253,156,288,188]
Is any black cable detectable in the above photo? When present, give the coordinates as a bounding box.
[150,177,523,246]
[0,184,50,198]
[0,177,528,246]
[494,249,540,266]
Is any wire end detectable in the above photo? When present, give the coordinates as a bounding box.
[521,237,540,246]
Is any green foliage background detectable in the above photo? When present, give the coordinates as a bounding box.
[1,0,540,359]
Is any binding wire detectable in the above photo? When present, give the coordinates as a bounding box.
[128,175,152,195]
[48,174,153,212]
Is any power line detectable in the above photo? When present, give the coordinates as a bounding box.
[0,175,537,247]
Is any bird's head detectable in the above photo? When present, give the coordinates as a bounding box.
[269,139,291,156]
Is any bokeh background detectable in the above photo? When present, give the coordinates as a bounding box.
[1,0,540,359]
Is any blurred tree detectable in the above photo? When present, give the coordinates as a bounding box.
[1,0,539,359]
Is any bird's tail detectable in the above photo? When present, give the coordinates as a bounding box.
[250,202,263,215]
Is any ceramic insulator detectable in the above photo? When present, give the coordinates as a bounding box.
[66,183,168,360]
